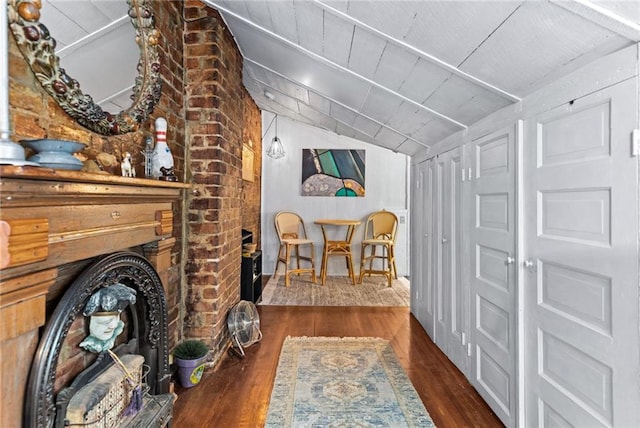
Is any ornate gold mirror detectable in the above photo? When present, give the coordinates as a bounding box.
[8,0,162,135]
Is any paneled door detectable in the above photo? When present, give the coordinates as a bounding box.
[435,147,467,372]
[470,124,518,426]
[411,160,435,336]
[524,79,639,426]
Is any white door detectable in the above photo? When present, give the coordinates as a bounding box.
[434,148,466,369]
[434,155,446,348]
[410,162,422,322]
[445,147,467,371]
[524,79,639,426]
[411,160,434,335]
[470,124,518,426]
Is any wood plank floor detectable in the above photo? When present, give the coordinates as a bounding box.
[172,304,504,427]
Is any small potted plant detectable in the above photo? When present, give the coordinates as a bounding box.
[173,339,210,388]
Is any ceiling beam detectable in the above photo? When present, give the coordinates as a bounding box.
[207,0,467,130]
[551,0,640,42]
[247,58,430,149]
[95,84,134,105]
[314,0,521,103]
[56,15,130,55]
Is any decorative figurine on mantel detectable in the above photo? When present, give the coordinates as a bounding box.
[121,152,136,177]
[142,135,154,178]
[79,284,137,354]
[159,166,178,182]
[151,117,175,179]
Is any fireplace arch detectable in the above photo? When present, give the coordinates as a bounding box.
[24,251,170,428]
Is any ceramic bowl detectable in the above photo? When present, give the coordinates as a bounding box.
[21,139,87,170]
[22,139,86,154]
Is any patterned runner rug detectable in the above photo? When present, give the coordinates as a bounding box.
[265,336,435,427]
[259,274,410,306]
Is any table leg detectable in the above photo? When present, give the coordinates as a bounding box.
[321,241,329,286]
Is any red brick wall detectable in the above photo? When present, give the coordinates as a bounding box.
[182,2,262,361]
[242,96,263,249]
[151,0,186,350]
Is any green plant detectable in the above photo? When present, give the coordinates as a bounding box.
[173,339,209,360]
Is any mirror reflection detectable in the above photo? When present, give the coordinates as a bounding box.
[8,0,162,135]
[41,0,140,113]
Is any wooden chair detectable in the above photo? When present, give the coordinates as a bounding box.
[274,211,317,286]
[358,210,398,287]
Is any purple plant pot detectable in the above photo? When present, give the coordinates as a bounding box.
[175,356,207,388]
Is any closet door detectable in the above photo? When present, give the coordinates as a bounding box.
[470,124,518,426]
[523,79,639,427]
[435,147,466,370]
[411,160,435,336]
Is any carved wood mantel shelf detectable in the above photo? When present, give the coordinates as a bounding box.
[0,165,189,427]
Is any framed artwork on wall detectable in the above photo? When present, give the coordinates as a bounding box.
[301,149,365,197]
[242,143,254,182]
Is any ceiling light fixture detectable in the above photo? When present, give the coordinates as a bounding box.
[266,114,285,159]
[264,90,275,100]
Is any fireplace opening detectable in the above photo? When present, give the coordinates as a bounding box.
[24,252,172,428]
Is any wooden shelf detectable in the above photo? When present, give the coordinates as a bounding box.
[0,165,191,189]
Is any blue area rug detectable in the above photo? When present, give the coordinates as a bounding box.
[265,336,435,427]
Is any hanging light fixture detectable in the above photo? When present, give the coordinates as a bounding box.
[266,114,286,159]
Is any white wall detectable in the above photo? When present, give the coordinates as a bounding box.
[260,111,410,276]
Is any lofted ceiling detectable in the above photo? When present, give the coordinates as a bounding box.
[207,0,640,155]
[34,1,640,156]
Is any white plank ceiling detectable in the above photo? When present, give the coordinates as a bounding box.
[207,0,639,155]
[36,1,640,155]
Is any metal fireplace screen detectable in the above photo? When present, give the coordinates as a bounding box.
[24,252,172,428]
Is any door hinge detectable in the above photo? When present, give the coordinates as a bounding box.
[461,332,466,345]
[632,129,639,157]
[461,169,465,182]
[468,168,472,181]
[467,342,472,357]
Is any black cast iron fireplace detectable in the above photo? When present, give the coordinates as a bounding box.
[24,252,172,428]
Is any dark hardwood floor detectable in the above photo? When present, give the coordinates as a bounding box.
[172,298,504,427]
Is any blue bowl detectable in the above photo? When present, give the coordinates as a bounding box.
[21,139,87,170]
[22,139,86,154]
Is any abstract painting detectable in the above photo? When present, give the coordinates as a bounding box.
[301,149,365,197]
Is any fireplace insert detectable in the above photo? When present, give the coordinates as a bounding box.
[24,252,173,428]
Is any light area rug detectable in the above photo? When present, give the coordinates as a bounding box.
[259,274,410,306]
[265,336,435,428]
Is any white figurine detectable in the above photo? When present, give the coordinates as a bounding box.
[121,152,135,177]
[151,117,174,179]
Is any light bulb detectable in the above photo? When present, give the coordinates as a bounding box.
[266,136,285,159]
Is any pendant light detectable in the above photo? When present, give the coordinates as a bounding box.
[266,115,286,159]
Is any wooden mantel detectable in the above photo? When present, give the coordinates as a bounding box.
[0,165,189,427]
[0,166,189,277]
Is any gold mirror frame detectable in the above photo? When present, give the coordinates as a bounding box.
[8,0,162,135]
